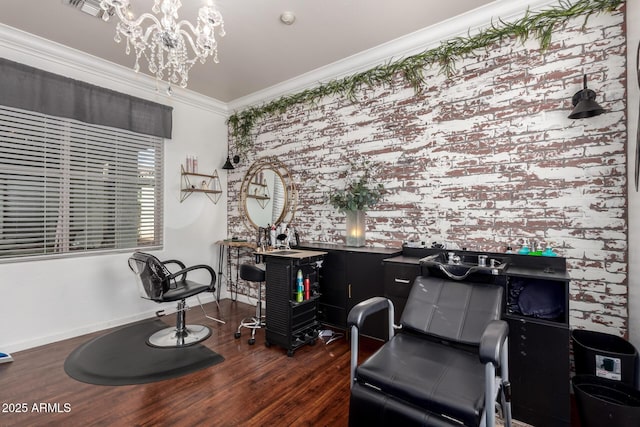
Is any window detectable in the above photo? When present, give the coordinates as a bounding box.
[0,105,163,261]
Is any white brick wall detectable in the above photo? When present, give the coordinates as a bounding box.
[228,10,628,336]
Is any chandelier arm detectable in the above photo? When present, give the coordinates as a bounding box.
[141,25,158,45]
[176,20,199,34]
[103,0,163,30]
[123,12,162,31]
[176,21,203,54]
[177,28,215,58]
[110,6,130,23]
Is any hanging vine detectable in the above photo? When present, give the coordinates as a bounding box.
[227,0,624,153]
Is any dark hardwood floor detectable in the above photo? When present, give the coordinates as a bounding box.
[0,299,381,426]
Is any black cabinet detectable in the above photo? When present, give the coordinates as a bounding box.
[263,251,325,356]
[383,257,421,324]
[382,247,571,427]
[505,265,571,427]
[314,248,347,329]
[299,243,401,340]
[506,316,570,426]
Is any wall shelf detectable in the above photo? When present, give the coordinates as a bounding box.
[248,179,270,208]
[180,165,222,203]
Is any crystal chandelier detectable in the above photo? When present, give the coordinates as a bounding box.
[99,0,225,89]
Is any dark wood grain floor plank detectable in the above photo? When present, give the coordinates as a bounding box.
[0,299,379,427]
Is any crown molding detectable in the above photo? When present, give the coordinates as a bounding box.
[0,23,228,117]
[228,0,557,112]
[0,0,558,117]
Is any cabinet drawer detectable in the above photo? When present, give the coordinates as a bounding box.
[384,264,420,298]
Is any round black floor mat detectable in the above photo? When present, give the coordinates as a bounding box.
[64,319,223,386]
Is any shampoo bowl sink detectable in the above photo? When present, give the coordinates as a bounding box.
[419,252,509,281]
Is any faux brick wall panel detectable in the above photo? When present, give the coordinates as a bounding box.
[227,11,628,336]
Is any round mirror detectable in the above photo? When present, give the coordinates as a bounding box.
[239,157,297,230]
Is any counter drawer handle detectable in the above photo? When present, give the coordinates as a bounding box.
[394,278,411,284]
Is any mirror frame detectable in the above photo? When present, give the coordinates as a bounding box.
[239,157,297,231]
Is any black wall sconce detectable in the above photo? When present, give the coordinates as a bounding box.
[222,155,240,170]
[222,156,234,170]
[568,74,605,119]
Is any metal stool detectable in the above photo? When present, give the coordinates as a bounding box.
[234,263,266,345]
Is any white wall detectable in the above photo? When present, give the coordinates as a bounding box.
[628,2,640,355]
[0,25,230,353]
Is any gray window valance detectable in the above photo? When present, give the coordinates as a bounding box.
[0,58,172,139]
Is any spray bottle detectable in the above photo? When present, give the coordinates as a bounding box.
[304,275,310,300]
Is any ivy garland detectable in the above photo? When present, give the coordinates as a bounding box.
[227,0,624,154]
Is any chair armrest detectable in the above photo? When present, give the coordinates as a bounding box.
[162,259,186,269]
[347,297,393,330]
[479,320,509,366]
[348,297,395,389]
[162,259,187,281]
[167,264,217,290]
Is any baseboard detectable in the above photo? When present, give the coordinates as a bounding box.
[5,310,157,354]
[5,293,219,354]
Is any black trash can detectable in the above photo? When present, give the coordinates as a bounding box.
[572,375,640,427]
[571,329,638,387]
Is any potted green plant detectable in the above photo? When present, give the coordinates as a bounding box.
[328,158,385,246]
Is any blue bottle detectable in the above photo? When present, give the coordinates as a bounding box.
[296,269,304,302]
[518,240,530,255]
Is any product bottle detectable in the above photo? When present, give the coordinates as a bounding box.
[296,270,304,302]
[270,226,276,248]
[304,276,310,300]
[518,240,530,255]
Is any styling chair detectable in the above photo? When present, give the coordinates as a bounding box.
[128,251,217,348]
[234,263,266,345]
[348,275,512,427]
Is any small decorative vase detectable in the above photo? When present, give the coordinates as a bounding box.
[345,210,366,247]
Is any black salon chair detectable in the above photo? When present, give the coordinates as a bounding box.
[234,263,266,345]
[128,252,216,348]
[348,275,512,427]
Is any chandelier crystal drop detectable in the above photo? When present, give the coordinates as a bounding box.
[99,0,225,89]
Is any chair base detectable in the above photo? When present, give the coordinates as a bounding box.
[147,324,212,348]
[235,282,265,345]
[234,316,265,344]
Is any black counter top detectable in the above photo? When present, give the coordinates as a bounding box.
[383,255,422,265]
[298,242,402,255]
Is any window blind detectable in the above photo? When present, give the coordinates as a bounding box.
[0,105,163,261]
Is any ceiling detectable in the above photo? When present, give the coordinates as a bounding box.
[0,0,498,103]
